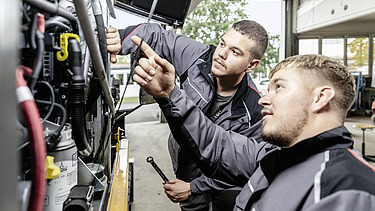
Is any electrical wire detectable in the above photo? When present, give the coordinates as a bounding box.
[35,100,67,135]
[114,0,159,116]
[35,81,55,123]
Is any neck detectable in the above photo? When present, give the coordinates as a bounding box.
[216,74,244,96]
[291,112,342,146]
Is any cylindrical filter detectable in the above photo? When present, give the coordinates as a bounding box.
[44,122,78,211]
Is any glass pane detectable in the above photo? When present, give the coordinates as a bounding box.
[299,39,318,55]
[118,74,124,85]
[322,38,344,62]
[128,72,134,85]
[347,37,369,75]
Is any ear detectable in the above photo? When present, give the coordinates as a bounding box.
[312,86,335,113]
[245,59,260,73]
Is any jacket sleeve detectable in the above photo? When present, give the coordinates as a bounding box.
[155,86,267,186]
[190,174,237,193]
[118,23,209,76]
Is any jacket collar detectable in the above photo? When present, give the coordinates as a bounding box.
[260,126,354,182]
[197,45,260,115]
[231,74,252,115]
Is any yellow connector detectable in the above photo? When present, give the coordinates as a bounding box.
[56,33,80,61]
[45,156,61,179]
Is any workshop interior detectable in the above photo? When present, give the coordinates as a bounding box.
[1,0,375,210]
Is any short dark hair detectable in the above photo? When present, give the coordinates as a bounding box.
[231,20,268,59]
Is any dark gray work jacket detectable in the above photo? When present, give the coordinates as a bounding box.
[119,23,263,193]
[156,86,375,211]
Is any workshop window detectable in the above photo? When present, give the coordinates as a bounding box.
[347,37,369,75]
[322,38,344,63]
[299,39,318,55]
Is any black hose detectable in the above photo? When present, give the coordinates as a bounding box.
[30,11,38,50]
[85,77,102,113]
[73,0,114,114]
[84,14,108,113]
[45,16,71,32]
[85,13,109,113]
[24,0,78,33]
[95,14,108,72]
[45,20,70,32]
[93,112,109,163]
[68,38,92,157]
[28,30,44,93]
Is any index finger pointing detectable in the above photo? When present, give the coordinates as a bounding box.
[130,36,159,59]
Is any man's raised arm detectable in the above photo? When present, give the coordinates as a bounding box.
[132,37,266,185]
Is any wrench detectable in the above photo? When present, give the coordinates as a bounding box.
[146,156,170,183]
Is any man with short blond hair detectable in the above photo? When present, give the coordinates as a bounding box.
[132,51,375,210]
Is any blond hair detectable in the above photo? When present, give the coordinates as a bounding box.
[270,54,356,117]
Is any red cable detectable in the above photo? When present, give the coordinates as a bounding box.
[16,66,46,211]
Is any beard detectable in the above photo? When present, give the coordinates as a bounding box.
[211,69,222,79]
[261,108,309,147]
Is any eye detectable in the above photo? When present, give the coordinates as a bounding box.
[232,49,238,55]
[219,42,225,47]
[276,83,283,90]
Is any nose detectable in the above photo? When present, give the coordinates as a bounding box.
[258,94,271,107]
[218,47,228,59]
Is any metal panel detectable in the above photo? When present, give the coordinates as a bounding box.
[0,0,19,210]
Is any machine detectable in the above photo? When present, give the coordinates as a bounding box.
[0,0,193,210]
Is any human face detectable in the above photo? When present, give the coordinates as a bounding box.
[258,68,313,147]
[211,28,254,79]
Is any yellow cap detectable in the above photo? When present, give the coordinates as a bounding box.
[46,156,61,179]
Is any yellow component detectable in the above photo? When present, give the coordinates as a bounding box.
[46,156,61,179]
[107,139,130,211]
[114,128,121,151]
[56,33,80,61]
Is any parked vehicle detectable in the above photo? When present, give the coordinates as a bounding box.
[256,78,270,96]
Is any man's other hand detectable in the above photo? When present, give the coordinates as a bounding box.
[163,179,192,203]
[106,27,121,63]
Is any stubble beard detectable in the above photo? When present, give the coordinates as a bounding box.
[211,69,222,79]
[261,108,309,147]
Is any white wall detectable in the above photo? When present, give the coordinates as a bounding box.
[296,0,375,34]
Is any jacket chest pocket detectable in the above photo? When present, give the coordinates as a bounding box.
[182,77,211,108]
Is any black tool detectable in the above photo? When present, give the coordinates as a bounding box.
[146,156,170,183]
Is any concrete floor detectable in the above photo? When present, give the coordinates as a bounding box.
[125,111,375,211]
[126,121,180,211]
[343,112,375,168]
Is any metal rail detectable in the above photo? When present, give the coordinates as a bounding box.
[73,0,115,115]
